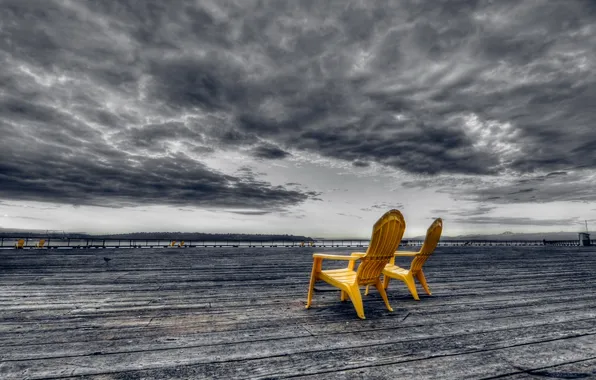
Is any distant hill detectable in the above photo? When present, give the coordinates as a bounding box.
[0,228,312,241]
[0,227,50,234]
[0,228,88,238]
[91,232,313,241]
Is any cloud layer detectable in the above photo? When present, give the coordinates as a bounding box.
[1,0,595,209]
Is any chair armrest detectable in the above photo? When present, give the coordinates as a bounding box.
[350,252,366,258]
[394,251,421,257]
[313,253,360,261]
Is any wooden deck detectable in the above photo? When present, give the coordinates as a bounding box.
[1,246,596,379]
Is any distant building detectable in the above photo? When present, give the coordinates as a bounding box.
[579,232,591,246]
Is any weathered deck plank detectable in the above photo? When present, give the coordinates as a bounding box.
[1,246,595,379]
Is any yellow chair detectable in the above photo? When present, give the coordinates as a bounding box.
[178,241,185,248]
[15,239,25,249]
[35,239,46,248]
[306,210,406,319]
[168,240,177,247]
[367,218,443,300]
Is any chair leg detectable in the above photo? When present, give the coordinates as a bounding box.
[348,284,366,319]
[416,270,432,295]
[364,285,370,296]
[404,273,420,300]
[375,279,393,312]
[383,275,391,290]
[340,290,347,301]
[305,263,317,309]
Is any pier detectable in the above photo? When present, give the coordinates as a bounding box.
[1,245,596,378]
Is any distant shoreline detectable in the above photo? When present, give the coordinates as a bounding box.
[0,230,313,241]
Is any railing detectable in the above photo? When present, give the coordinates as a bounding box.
[0,237,372,249]
[0,236,593,249]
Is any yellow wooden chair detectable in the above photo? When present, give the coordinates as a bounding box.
[306,210,406,319]
[178,241,185,248]
[168,240,177,247]
[368,218,443,300]
[15,239,25,249]
[35,239,46,248]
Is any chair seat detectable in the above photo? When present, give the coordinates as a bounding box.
[320,268,357,285]
[383,264,409,277]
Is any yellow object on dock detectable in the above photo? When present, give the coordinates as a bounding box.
[306,210,406,319]
[364,218,443,300]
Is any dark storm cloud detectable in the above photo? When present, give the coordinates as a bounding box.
[115,122,204,150]
[402,169,596,204]
[2,215,47,221]
[451,216,581,227]
[0,130,312,209]
[361,202,405,212]
[251,144,291,160]
[469,171,596,204]
[2,0,596,207]
[0,202,59,211]
[432,205,497,217]
[352,161,370,168]
[403,170,596,205]
[228,210,271,216]
[337,212,363,220]
[546,171,568,178]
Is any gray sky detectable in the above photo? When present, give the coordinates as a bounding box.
[1,0,596,238]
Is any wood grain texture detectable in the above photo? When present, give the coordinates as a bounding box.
[1,246,595,379]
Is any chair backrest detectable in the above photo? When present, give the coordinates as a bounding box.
[357,210,406,285]
[410,218,443,272]
[16,239,25,248]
